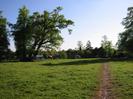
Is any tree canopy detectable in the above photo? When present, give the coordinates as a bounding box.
[0,11,9,61]
[10,6,74,61]
[118,7,133,54]
[1,5,133,61]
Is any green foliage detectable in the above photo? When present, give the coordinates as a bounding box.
[11,6,30,61]
[28,7,73,58]
[0,11,9,61]
[86,40,92,51]
[118,7,133,54]
[58,50,68,59]
[118,29,133,53]
[85,40,93,58]
[101,35,114,57]
[10,6,74,61]
[0,59,100,99]
[91,47,105,58]
[66,49,77,59]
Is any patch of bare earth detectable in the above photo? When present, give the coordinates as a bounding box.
[95,63,114,99]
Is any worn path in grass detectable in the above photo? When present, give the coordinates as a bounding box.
[95,63,113,99]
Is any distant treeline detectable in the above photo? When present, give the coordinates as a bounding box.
[38,38,132,59]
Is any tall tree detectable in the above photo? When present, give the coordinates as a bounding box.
[28,7,74,58]
[118,7,133,53]
[0,11,9,61]
[77,41,83,51]
[85,40,93,58]
[101,35,114,57]
[11,6,30,61]
[11,6,73,61]
[86,40,92,50]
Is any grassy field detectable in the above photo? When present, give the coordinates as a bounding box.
[110,60,133,99]
[1,59,133,99]
[0,59,101,99]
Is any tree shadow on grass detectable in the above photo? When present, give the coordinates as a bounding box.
[41,58,109,66]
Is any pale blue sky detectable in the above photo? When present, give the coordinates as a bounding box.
[0,0,133,50]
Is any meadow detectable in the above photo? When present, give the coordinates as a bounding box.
[110,60,133,99]
[0,59,101,99]
[0,59,133,99]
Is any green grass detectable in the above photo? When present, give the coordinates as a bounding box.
[110,60,133,99]
[0,59,101,99]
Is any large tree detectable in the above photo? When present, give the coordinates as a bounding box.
[118,7,133,53]
[11,6,73,61]
[0,11,9,61]
[28,7,73,58]
[11,6,30,61]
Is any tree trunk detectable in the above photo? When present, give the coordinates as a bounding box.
[33,40,43,58]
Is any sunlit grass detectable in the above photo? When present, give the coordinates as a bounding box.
[0,59,101,99]
[110,60,133,99]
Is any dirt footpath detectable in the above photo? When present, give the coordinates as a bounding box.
[95,63,114,99]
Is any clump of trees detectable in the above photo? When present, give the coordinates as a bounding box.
[0,6,133,61]
[68,37,115,58]
[101,35,115,58]
[42,38,115,59]
[117,7,133,57]
[9,6,73,61]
